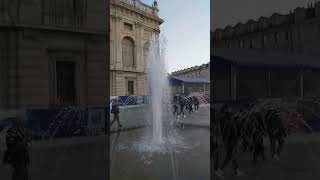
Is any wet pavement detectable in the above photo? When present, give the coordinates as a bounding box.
[0,136,109,180]
[110,127,210,180]
[214,134,320,180]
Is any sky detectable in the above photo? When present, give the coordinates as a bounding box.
[142,0,210,73]
[212,0,315,30]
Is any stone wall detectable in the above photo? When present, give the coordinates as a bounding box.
[110,105,149,131]
[0,1,108,109]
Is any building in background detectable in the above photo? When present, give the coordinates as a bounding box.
[0,0,108,109]
[212,2,320,55]
[211,2,320,102]
[110,0,163,96]
[171,63,210,81]
[170,63,210,95]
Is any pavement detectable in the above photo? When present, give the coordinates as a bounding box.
[213,133,320,180]
[178,104,210,128]
[0,136,109,180]
[110,104,210,133]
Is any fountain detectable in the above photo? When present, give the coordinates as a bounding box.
[147,34,170,144]
[110,34,210,180]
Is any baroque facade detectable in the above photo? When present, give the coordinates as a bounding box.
[0,0,108,109]
[110,0,163,96]
[212,2,320,56]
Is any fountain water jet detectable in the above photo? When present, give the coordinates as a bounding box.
[147,34,170,144]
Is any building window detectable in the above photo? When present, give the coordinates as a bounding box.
[274,32,279,44]
[239,40,244,48]
[144,42,150,67]
[249,40,254,49]
[122,37,135,67]
[124,22,133,31]
[285,31,289,40]
[128,81,134,95]
[263,35,267,47]
[56,61,76,105]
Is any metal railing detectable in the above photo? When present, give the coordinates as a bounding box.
[43,13,85,27]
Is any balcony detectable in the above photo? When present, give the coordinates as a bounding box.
[112,0,157,17]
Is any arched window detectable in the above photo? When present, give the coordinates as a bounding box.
[122,37,135,67]
[144,42,150,65]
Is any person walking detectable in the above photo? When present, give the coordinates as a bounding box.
[250,112,266,164]
[212,107,224,178]
[178,96,186,118]
[3,113,31,180]
[265,109,287,160]
[193,96,199,111]
[187,97,193,114]
[219,105,244,177]
[110,103,122,128]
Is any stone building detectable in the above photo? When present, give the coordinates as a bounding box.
[212,2,320,56]
[110,0,163,96]
[0,0,108,109]
[170,63,210,95]
[211,2,320,102]
[171,63,210,81]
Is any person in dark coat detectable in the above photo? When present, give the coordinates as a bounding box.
[110,103,122,128]
[193,96,199,111]
[178,96,185,118]
[172,95,179,116]
[3,114,31,180]
[219,105,244,176]
[250,112,266,163]
[187,97,193,114]
[265,109,287,160]
[212,107,224,178]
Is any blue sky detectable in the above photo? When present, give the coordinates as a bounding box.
[142,0,210,73]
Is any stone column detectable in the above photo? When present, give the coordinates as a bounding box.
[116,15,123,69]
[135,22,143,71]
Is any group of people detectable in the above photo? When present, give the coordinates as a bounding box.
[212,104,287,178]
[172,95,200,118]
